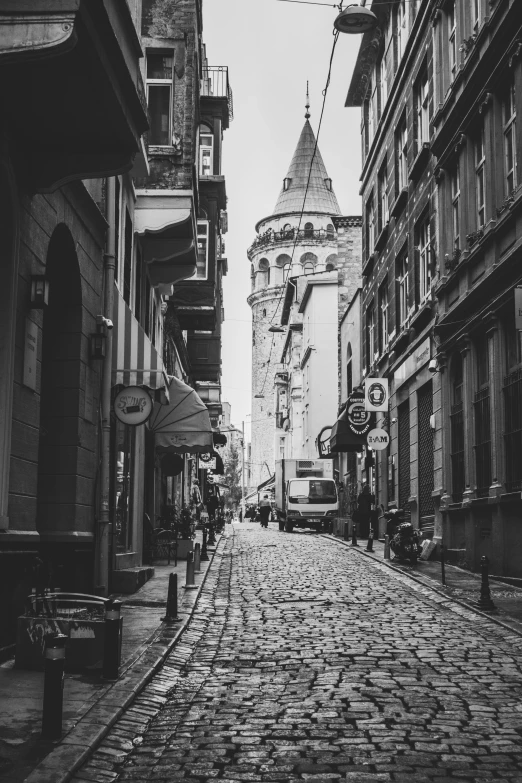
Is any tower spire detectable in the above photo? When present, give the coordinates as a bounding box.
[305,81,310,120]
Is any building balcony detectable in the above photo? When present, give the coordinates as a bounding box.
[200,65,233,127]
[170,281,217,331]
[248,227,336,258]
[0,0,148,192]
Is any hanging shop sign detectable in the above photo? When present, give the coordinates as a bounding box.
[316,426,333,459]
[113,386,153,426]
[346,389,373,436]
[367,428,390,451]
[515,286,522,330]
[198,453,217,471]
[364,377,389,412]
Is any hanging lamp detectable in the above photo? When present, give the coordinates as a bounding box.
[334,4,378,34]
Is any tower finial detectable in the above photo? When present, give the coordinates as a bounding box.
[305,81,310,120]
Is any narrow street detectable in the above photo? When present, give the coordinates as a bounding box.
[71,523,522,783]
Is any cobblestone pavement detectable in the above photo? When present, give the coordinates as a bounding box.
[71,524,522,783]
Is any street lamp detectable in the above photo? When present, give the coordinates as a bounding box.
[334,4,378,34]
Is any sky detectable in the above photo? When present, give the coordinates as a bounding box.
[203,0,364,440]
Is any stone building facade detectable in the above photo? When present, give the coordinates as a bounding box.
[247,119,342,488]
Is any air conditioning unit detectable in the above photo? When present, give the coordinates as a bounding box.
[297,460,324,473]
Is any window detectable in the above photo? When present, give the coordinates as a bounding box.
[451,162,461,251]
[472,0,481,30]
[346,344,353,396]
[396,253,409,328]
[368,79,376,142]
[303,263,314,276]
[417,214,431,303]
[379,51,388,110]
[365,191,375,256]
[415,68,430,150]
[366,304,375,368]
[199,124,214,176]
[146,49,174,146]
[134,244,144,324]
[450,354,465,501]
[123,208,133,306]
[475,123,486,229]
[474,336,491,497]
[114,178,121,283]
[395,0,407,63]
[396,116,408,193]
[378,158,388,232]
[503,77,517,195]
[448,3,457,83]
[378,279,389,353]
[304,222,314,238]
[189,221,208,280]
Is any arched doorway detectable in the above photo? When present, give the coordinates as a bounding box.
[37,225,86,588]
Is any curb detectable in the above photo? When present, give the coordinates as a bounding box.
[23,536,225,783]
[322,533,522,640]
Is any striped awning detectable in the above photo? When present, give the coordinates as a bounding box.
[112,290,169,392]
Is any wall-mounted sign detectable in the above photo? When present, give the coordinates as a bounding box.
[364,378,389,412]
[198,453,216,471]
[346,389,373,436]
[515,286,522,330]
[113,386,153,426]
[316,426,333,459]
[367,428,390,451]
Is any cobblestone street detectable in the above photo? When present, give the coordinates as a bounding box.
[72,524,522,783]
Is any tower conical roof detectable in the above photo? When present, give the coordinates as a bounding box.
[271,120,341,218]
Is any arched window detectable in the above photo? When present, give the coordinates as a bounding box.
[346,344,353,396]
[304,221,314,238]
[199,123,213,176]
[325,254,337,272]
[258,258,270,288]
[267,267,271,285]
[300,252,317,275]
[326,264,335,272]
[263,308,266,317]
[251,264,255,292]
[450,353,465,501]
[326,223,335,238]
[304,263,314,275]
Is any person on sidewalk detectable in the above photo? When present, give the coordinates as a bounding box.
[258,495,271,528]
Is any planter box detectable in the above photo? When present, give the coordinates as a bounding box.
[177,539,194,560]
[15,615,122,673]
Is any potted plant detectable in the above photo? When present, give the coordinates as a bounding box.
[173,503,196,560]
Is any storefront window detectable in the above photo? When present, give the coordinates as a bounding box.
[114,421,134,551]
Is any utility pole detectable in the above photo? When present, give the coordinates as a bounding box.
[241,420,245,518]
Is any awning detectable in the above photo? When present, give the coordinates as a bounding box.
[112,291,168,394]
[257,475,275,493]
[213,431,227,447]
[148,376,213,454]
[135,190,197,286]
[330,411,364,453]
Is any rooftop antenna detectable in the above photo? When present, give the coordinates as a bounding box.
[305,81,310,120]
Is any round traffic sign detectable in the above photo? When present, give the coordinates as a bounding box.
[367,428,390,450]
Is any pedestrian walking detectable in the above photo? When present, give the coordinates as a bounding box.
[258,495,271,528]
[355,484,374,539]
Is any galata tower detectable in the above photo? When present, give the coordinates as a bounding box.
[247,109,341,490]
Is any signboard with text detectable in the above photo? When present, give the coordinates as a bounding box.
[113,386,153,426]
[364,378,389,412]
[367,428,390,451]
[346,389,373,436]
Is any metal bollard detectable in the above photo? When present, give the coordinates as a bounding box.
[163,573,181,622]
[41,633,67,740]
[102,598,122,680]
[207,522,216,547]
[194,542,201,573]
[184,552,197,590]
[200,529,209,561]
[384,534,390,560]
[351,523,358,547]
[440,543,446,586]
[343,521,349,541]
[477,555,496,611]
[366,528,374,552]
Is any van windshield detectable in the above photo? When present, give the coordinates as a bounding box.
[288,479,337,505]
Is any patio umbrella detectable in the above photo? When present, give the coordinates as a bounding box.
[148,376,213,453]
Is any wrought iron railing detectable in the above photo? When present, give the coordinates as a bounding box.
[474,386,491,498]
[504,368,522,492]
[450,401,465,501]
[249,227,336,254]
[201,66,233,119]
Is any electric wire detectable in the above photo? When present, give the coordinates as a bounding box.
[254,29,340,397]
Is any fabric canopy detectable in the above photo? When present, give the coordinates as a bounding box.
[330,411,364,453]
[148,376,213,453]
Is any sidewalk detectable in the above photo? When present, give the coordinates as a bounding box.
[328,533,522,635]
[0,529,223,783]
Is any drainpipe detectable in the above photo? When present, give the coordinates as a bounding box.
[94,177,116,596]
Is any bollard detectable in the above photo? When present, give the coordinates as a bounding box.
[343,521,349,541]
[366,527,374,552]
[184,552,198,590]
[194,542,201,573]
[440,543,446,586]
[41,633,67,740]
[351,522,358,547]
[200,529,209,562]
[384,534,390,560]
[207,522,216,547]
[477,555,496,611]
[163,573,181,622]
[102,598,122,680]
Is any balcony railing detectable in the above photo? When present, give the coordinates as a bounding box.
[201,66,233,120]
[249,227,336,255]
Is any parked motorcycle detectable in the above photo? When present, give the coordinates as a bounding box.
[382,507,423,564]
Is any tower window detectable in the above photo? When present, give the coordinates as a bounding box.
[263,309,266,316]
[283,178,292,191]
